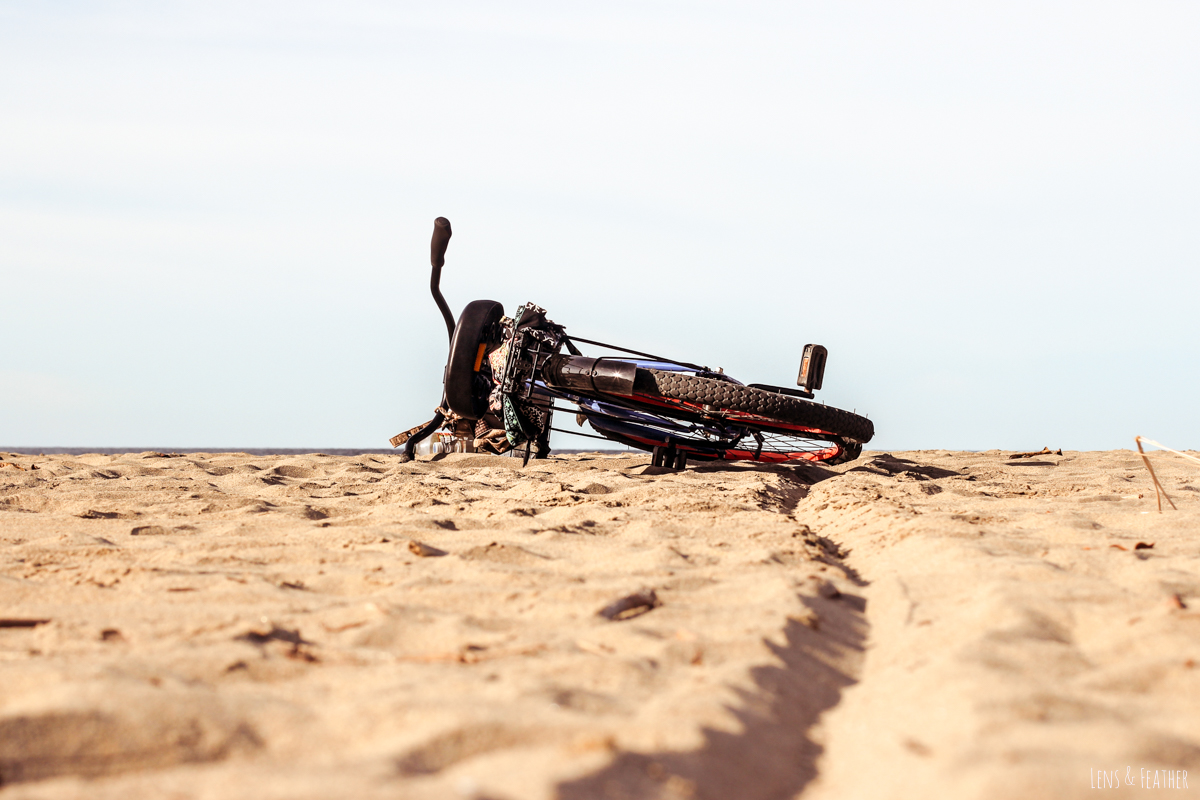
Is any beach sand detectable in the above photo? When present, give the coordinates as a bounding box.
[0,448,1196,798]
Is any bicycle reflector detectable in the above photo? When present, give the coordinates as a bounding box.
[798,344,827,393]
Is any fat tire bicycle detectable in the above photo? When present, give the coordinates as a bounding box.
[393,218,874,468]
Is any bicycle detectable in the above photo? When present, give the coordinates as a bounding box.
[392,218,874,468]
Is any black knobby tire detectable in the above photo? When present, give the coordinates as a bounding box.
[631,368,874,443]
[444,299,504,420]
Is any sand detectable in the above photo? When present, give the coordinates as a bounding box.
[0,448,1196,798]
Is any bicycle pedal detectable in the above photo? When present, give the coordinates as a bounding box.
[798,344,827,393]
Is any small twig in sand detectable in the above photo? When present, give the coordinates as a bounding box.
[400,643,546,664]
[1008,447,1063,459]
[234,625,319,661]
[408,540,448,557]
[597,589,660,621]
[1135,437,1179,512]
[576,640,616,656]
[0,618,51,628]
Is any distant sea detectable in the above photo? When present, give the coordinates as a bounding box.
[1,447,626,456]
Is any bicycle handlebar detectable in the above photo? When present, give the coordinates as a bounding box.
[429,217,456,343]
[431,217,452,268]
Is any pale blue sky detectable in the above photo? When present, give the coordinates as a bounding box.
[3,1,1197,450]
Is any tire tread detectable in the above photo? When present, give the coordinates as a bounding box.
[632,369,874,443]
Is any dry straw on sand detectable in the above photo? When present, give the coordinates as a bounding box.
[1135,436,1200,512]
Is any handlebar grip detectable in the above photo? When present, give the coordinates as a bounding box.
[431,217,452,268]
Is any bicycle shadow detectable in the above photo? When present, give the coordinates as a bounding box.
[554,591,866,800]
[843,453,961,480]
[687,452,962,483]
[685,460,842,485]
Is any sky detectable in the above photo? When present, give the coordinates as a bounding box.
[3,1,1198,452]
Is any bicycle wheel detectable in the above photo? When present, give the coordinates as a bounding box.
[629,368,874,443]
[584,411,862,464]
[444,299,504,419]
